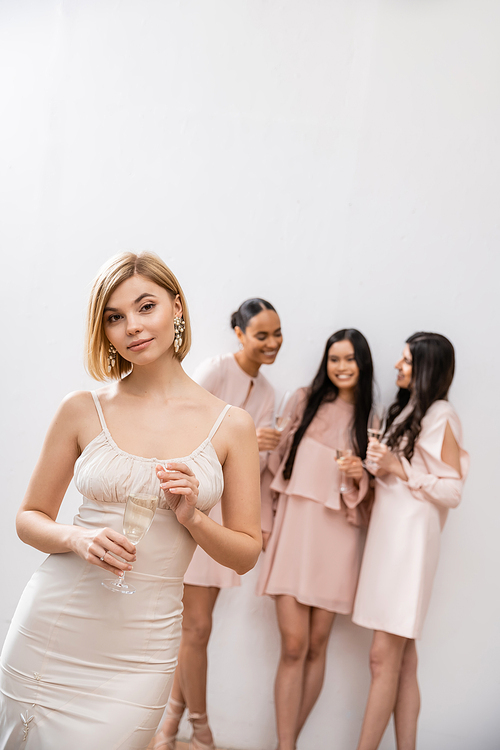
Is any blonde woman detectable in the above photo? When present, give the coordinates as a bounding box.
[0,252,261,749]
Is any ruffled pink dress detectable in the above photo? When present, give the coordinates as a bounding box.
[184,353,275,589]
[256,389,372,614]
[352,400,469,639]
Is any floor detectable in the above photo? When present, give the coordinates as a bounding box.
[150,740,228,750]
[176,744,227,750]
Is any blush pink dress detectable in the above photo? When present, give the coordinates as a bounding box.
[352,400,469,639]
[184,353,275,589]
[256,389,372,614]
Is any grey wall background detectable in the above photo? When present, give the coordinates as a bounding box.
[1,1,499,748]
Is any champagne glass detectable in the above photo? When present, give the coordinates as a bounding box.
[367,405,386,443]
[364,405,386,473]
[274,390,293,432]
[336,448,353,493]
[102,483,160,595]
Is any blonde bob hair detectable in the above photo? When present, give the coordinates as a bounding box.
[85,251,191,381]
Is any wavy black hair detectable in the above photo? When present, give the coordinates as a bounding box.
[283,329,374,480]
[230,298,277,332]
[385,332,455,461]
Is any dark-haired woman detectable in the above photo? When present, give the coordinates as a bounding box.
[352,333,469,750]
[256,329,373,750]
[155,299,282,750]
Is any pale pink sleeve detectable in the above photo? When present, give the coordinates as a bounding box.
[256,386,275,431]
[341,469,370,509]
[256,385,275,475]
[400,404,469,510]
[260,388,307,534]
[192,356,224,394]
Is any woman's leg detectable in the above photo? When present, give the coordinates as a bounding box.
[294,607,336,739]
[274,595,311,750]
[393,639,420,750]
[356,630,408,750]
[157,585,220,746]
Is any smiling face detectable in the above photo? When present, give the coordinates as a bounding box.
[326,339,360,397]
[235,309,283,367]
[395,343,413,389]
[103,274,182,366]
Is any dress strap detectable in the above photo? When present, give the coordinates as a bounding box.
[91,391,108,432]
[207,404,232,442]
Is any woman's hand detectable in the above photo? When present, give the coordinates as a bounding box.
[366,439,407,480]
[70,526,136,577]
[256,427,281,452]
[156,462,200,526]
[337,455,364,483]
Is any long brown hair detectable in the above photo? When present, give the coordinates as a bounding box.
[385,332,455,460]
[283,329,374,480]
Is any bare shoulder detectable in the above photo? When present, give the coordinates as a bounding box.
[216,407,258,468]
[56,390,96,422]
[223,405,255,435]
[52,391,102,447]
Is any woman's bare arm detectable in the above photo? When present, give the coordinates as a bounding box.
[16,392,136,576]
[158,408,262,574]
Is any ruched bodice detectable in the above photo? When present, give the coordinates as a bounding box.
[0,393,233,749]
[74,392,228,513]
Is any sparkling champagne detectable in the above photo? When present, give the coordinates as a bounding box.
[123,493,158,544]
[102,486,159,595]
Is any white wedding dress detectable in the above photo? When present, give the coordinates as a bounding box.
[0,393,231,749]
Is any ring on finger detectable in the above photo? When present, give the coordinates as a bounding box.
[99,550,107,562]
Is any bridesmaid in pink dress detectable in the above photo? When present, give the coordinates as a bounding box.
[352,332,469,750]
[155,299,283,750]
[257,329,374,750]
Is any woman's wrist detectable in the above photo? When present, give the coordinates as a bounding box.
[66,525,83,554]
[181,506,202,532]
[388,453,408,480]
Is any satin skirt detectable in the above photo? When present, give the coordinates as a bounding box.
[0,550,184,749]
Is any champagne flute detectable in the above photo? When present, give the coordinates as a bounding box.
[364,405,386,473]
[102,483,160,595]
[336,448,353,493]
[274,390,292,432]
[367,405,386,443]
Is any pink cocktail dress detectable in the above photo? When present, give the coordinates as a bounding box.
[257,389,372,613]
[184,353,275,589]
[352,400,469,639]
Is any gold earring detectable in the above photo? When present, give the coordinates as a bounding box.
[107,343,117,372]
[173,317,185,353]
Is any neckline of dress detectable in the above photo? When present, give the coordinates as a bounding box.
[103,426,216,464]
[325,395,354,411]
[78,428,221,466]
[230,352,261,382]
[89,392,229,465]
